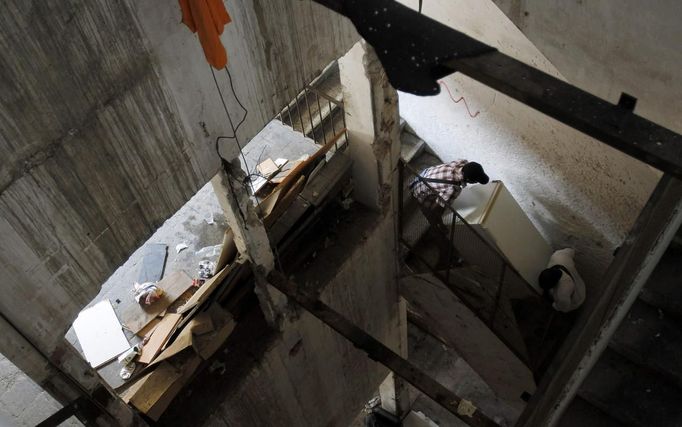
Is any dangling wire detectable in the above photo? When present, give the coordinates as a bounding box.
[210,64,251,178]
[438,80,480,118]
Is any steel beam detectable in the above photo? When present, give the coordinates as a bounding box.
[311,0,682,178]
[447,52,682,177]
[267,271,499,427]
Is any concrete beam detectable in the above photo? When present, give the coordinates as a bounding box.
[211,162,285,326]
[268,271,499,427]
[339,41,401,214]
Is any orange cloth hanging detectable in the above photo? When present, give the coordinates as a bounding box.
[179,0,231,69]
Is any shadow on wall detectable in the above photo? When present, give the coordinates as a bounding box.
[527,191,612,285]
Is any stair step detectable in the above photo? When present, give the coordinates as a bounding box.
[400,131,426,163]
[558,397,625,427]
[638,246,682,319]
[611,299,682,388]
[579,348,682,427]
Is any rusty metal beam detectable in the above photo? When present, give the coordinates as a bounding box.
[267,271,499,427]
[311,0,682,178]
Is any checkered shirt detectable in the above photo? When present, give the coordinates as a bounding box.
[410,160,468,208]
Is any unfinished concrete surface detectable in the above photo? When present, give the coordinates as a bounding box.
[0,354,82,427]
[490,0,682,134]
[396,0,660,285]
[0,0,358,407]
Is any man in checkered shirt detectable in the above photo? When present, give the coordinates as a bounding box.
[410,160,489,266]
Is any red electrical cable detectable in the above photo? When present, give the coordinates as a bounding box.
[438,80,480,118]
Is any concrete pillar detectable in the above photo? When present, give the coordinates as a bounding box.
[339,41,401,214]
[211,159,286,326]
[379,297,412,419]
[340,41,409,418]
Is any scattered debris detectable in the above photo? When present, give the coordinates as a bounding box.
[175,243,189,253]
[195,244,221,259]
[134,282,164,306]
[119,362,136,380]
[118,345,142,366]
[365,396,381,411]
[205,211,215,225]
[341,197,354,210]
[198,260,216,280]
[121,271,194,334]
[209,360,226,375]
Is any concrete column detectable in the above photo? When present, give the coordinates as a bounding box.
[340,41,409,417]
[379,297,412,419]
[339,41,401,214]
[211,159,286,326]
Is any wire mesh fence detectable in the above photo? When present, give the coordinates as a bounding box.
[399,161,543,364]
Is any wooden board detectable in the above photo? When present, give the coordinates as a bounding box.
[264,176,306,228]
[121,270,193,334]
[270,160,303,184]
[150,313,215,366]
[146,355,202,421]
[138,314,182,364]
[177,263,235,314]
[120,371,154,404]
[73,300,130,368]
[129,362,182,413]
[216,228,237,271]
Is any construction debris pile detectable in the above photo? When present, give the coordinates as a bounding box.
[70,130,352,421]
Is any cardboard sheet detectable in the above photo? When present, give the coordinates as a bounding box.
[73,300,130,368]
[150,314,214,366]
[123,352,201,421]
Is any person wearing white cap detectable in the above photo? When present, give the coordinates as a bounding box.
[538,248,586,312]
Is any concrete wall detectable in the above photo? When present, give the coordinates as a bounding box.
[168,211,401,427]
[396,0,660,284]
[0,0,357,398]
[490,0,682,134]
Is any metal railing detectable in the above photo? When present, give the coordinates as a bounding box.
[399,161,549,366]
[275,62,348,149]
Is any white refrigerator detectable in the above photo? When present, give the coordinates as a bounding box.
[450,181,552,292]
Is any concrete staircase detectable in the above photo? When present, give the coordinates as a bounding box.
[559,238,682,426]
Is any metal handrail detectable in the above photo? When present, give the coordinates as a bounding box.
[399,160,548,366]
[402,161,538,296]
